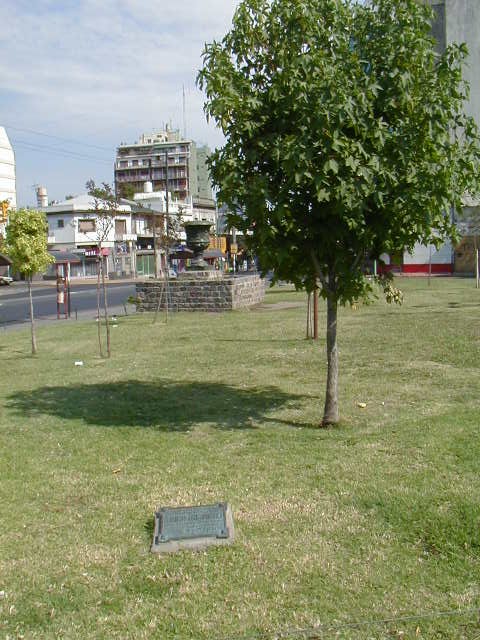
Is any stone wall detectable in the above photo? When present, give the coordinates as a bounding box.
[136,272,266,312]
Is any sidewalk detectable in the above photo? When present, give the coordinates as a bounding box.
[0,303,136,332]
[30,277,139,287]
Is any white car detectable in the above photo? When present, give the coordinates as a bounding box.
[0,276,13,286]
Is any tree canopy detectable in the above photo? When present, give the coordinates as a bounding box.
[198,0,480,424]
[5,208,53,278]
[199,0,480,299]
[5,208,54,355]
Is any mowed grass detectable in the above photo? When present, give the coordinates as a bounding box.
[0,277,479,640]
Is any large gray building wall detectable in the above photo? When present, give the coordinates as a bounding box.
[195,146,213,200]
[429,0,480,127]
[445,1,480,127]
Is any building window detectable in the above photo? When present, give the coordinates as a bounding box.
[120,161,127,168]
[79,219,96,233]
[57,219,64,228]
[115,219,126,235]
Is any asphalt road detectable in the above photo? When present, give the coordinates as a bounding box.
[0,281,137,328]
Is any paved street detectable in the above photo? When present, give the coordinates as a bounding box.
[0,281,137,328]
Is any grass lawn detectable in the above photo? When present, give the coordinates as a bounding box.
[0,277,479,639]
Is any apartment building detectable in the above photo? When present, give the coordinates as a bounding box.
[42,194,136,278]
[42,187,219,279]
[0,126,16,239]
[429,1,480,125]
[379,1,480,275]
[129,184,218,277]
[114,127,213,202]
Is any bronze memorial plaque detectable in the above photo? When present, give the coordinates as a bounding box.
[151,502,234,554]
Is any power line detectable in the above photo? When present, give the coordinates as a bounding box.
[11,139,113,165]
[13,140,112,165]
[4,124,113,152]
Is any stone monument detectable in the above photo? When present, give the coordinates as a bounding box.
[184,220,213,271]
[136,220,266,312]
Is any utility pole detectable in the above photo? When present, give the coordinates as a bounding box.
[183,85,187,139]
[232,227,237,273]
[151,205,159,278]
[165,148,171,322]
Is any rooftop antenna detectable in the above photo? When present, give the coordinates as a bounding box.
[183,85,187,139]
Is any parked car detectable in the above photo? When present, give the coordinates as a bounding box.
[0,275,13,286]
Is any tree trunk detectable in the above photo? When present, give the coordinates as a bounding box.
[476,249,479,290]
[153,279,165,324]
[306,292,311,339]
[322,294,339,426]
[475,238,479,289]
[27,276,37,355]
[96,259,103,358]
[101,255,111,358]
[428,245,432,287]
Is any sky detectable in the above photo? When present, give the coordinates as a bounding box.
[0,0,240,207]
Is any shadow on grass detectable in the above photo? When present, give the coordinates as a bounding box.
[7,380,304,431]
[144,516,155,540]
[215,338,307,344]
[447,301,480,309]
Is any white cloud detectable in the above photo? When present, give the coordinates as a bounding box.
[0,0,240,204]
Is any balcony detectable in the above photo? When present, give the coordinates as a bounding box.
[115,233,136,242]
[135,228,153,237]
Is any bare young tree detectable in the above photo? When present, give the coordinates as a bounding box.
[152,204,185,324]
[85,180,121,358]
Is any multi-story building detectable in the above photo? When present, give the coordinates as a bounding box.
[129,183,218,277]
[42,194,136,278]
[114,126,213,202]
[430,0,480,274]
[0,126,16,238]
[41,187,219,279]
[195,145,213,200]
[380,1,480,275]
[429,1,480,127]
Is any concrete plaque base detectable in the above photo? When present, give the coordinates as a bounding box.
[151,503,234,554]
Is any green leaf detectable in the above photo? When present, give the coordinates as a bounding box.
[324,158,339,175]
[316,188,331,203]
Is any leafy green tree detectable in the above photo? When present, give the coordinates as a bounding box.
[5,209,54,354]
[117,183,136,200]
[198,0,480,425]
